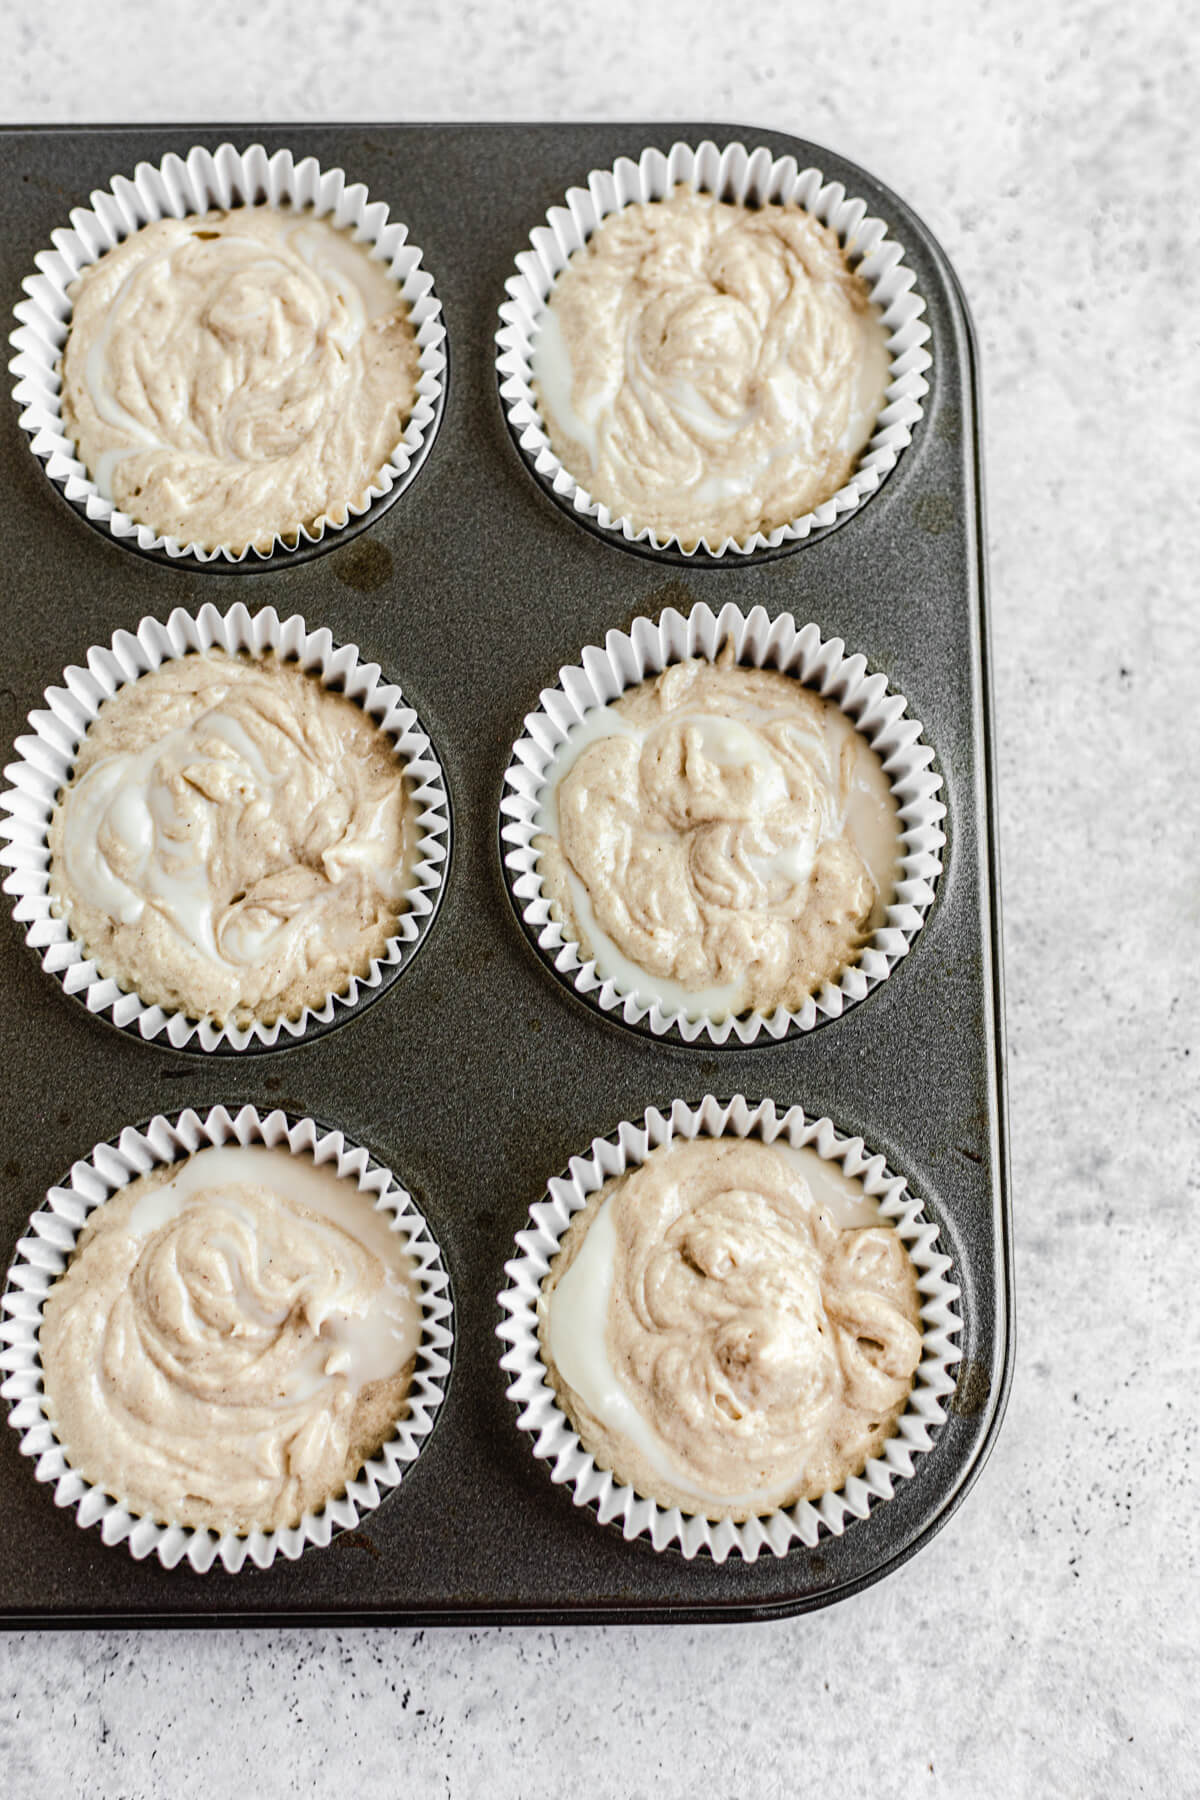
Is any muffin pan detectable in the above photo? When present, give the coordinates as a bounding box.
[0,123,1011,1625]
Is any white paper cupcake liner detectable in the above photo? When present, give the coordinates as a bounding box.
[498,1094,961,1563]
[0,601,451,1052]
[500,602,945,1045]
[9,142,447,565]
[0,1104,454,1573]
[496,139,931,558]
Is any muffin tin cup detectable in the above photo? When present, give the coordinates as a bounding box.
[496,138,931,561]
[497,1093,962,1563]
[8,141,448,568]
[0,1103,454,1574]
[500,600,946,1046]
[0,601,452,1053]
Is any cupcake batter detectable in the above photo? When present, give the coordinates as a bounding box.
[49,651,417,1027]
[532,187,891,548]
[540,1135,923,1520]
[39,1144,422,1534]
[60,205,421,551]
[535,655,900,1021]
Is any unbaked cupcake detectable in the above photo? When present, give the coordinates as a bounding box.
[500,1096,962,1560]
[39,1140,422,1536]
[48,648,419,1030]
[3,1104,453,1569]
[498,142,931,558]
[502,603,944,1045]
[531,186,890,552]
[58,204,421,554]
[532,648,901,1024]
[537,1133,923,1522]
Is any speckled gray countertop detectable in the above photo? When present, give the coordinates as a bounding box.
[1,3,1196,1795]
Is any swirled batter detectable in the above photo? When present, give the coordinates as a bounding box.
[540,1136,922,1519]
[39,1145,421,1533]
[48,651,417,1026]
[535,656,900,1020]
[60,205,421,551]
[532,188,891,548]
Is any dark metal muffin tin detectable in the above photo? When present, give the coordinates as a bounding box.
[0,122,1011,1626]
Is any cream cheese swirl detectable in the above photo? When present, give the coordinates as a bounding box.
[541,1136,922,1519]
[532,187,891,548]
[39,1145,421,1534]
[48,652,415,1026]
[535,656,900,1021]
[60,205,420,551]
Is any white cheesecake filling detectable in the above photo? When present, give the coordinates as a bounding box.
[49,651,415,1026]
[39,1144,421,1533]
[532,187,891,548]
[541,1136,923,1520]
[60,205,421,552]
[534,656,900,1021]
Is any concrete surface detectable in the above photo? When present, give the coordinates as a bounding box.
[0,3,1195,1794]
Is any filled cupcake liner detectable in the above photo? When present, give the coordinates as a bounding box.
[0,601,451,1052]
[500,602,945,1046]
[0,1104,454,1574]
[9,142,447,565]
[496,139,931,559]
[497,1094,961,1563]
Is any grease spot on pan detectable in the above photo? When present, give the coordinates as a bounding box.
[334,1531,381,1558]
[951,1359,991,1417]
[335,537,393,593]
